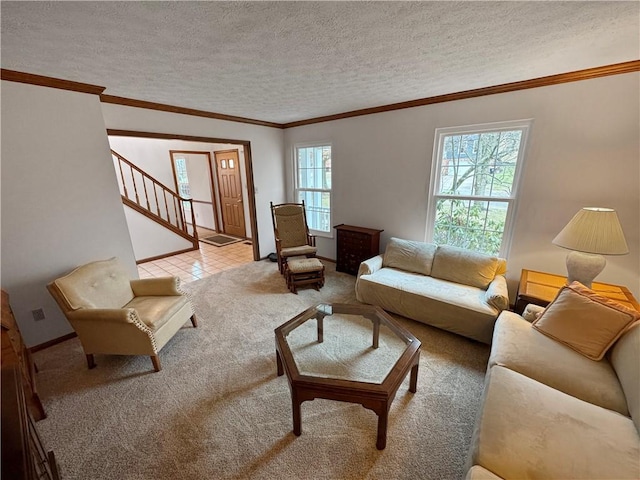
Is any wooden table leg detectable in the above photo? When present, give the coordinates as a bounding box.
[276,350,284,376]
[372,317,380,349]
[409,363,419,393]
[292,391,302,436]
[376,405,389,450]
[317,315,324,343]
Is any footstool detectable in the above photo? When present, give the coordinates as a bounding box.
[285,258,325,294]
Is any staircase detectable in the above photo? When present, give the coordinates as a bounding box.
[112,150,198,250]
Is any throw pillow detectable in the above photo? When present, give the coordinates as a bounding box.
[430,244,500,289]
[382,237,437,276]
[532,282,640,361]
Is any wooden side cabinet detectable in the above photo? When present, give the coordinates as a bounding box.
[1,290,46,421]
[2,365,60,480]
[334,224,384,276]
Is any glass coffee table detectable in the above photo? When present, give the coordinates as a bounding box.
[275,303,421,449]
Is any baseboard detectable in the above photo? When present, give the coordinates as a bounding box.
[136,246,199,264]
[29,332,77,353]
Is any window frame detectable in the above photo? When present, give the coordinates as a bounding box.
[426,119,533,258]
[293,142,333,238]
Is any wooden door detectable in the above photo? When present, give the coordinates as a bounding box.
[214,149,246,238]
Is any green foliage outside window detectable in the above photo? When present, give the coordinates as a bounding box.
[433,129,523,256]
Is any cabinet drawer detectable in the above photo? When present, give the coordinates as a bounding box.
[333,224,384,276]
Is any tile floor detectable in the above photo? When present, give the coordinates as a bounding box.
[137,238,255,283]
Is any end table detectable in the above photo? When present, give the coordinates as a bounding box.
[515,269,639,314]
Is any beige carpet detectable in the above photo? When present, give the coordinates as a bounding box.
[34,260,490,480]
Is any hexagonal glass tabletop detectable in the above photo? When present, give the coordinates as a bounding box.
[282,303,416,384]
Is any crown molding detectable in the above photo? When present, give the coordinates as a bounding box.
[100,95,282,129]
[282,60,640,128]
[106,129,250,146]
[3,60,638,129]
[0,69,106,95]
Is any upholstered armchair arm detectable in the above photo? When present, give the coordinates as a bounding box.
[484,275,510,311]
[66,307,157,356]
[357,254,384,278]
[67,308,140,324]
[130,277,182,296]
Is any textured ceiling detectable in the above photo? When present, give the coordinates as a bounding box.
[2,1,639,124]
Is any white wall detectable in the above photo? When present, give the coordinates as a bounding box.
[123,207,194,260]
[284,73,640,299]
[102,107,285,258]
[1,81,138,347]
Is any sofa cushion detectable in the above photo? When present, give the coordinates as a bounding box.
[382,237,437,276]
[610,322,640,433]
[532,282,639,360]
[490,311,629,415]
[430,245,499,289]
[356,268,498,343]
[470,366,640,480]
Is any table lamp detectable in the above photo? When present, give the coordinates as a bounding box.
[552,207,628,288]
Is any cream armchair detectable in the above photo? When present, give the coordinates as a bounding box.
[47,257,197,372]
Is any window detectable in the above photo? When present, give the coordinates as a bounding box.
[426,120,532,257]
[294,144,332,234]
[173,156,192,217]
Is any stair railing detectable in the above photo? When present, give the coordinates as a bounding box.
[111,150,198,247]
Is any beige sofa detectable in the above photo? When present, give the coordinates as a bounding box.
[355,238,509,344]
[467,307,640,479]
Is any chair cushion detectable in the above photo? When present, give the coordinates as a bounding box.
[288,258,324,273]
[532,282,639,360]
[126,295,189,331]
[274,205,309,248]
[430,245,500,289]
[281,245,317,257]
[382,237,437,276]
[53,257,134,310]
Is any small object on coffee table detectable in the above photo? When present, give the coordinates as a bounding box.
[275,303,421,449]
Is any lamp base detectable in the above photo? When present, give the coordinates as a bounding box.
[565,251,606,288]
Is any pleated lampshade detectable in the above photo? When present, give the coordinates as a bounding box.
[552,207,628,255]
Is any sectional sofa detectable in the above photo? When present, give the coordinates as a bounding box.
[467,282,640,479]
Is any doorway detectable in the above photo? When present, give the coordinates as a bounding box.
[107,130,260,262]
[214,149,246,238]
